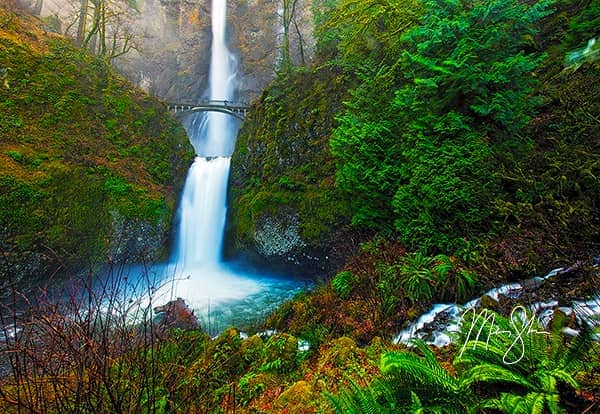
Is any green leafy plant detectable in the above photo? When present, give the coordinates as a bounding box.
[332,270,358,299]
[5,150,23,162]
[453,269,478,303]
[326,378,396,414]
[237,372,267,406]
[328,340,477,413]
[260,334,298,374]
[328,307,594,414]
[331,0,553,253]
[398,253,452,303]
[455,308,593,414]
[382,340,477,413]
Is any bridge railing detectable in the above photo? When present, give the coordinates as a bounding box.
[167,100,250,108]
[166,100,250,120]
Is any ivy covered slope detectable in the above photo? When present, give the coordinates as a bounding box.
[0,9,194,286]
[227,67,355,275]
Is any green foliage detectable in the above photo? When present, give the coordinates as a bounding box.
[329,340,476,413]
[331,270,358,299]
[237,372,267,406]
[373,251,477,307]
[315,0,422,64]
[331,0,552,253]
[451,269,478,303]
[455,308,593,414]
[329,308,594,414]
[326,378,396,414]
[391,133,497,252]
[5,150,23,162]
[104,174,131,195]
[563,0,600,50]
[311,0,340,58]
[0,114,23,131]
[397,0,552,133]
[260,334,298,374]
[397,253,451,303]
[0,10,194,280]
[0,176,43,249]
[381,340,477,413]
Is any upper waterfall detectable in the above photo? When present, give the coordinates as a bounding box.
[188,0,239,157]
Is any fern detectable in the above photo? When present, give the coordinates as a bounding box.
[487,392,559,414]
[399,253,452,303]
[455,308,593,413]
[325,379,395,414]
[332,270,358,299]
[380,340,476,413]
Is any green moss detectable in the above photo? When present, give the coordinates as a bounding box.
[229,67,353,250]
[0,9,194,280]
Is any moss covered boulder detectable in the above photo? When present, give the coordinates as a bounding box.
[0,9,194,290]
[226,67,354,277]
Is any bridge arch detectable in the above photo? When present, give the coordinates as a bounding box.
[167,100,249,120]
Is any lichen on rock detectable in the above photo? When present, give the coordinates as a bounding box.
[254,213,306,258]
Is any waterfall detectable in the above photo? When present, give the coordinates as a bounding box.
[159,0,261,309]
[142,0,308,331]
[174,0,237,267]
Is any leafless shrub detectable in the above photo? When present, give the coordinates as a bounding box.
[0,262,172,413]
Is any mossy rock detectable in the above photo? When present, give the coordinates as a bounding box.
[319,336,359,368]
[274,380,315,412]
[479,294,500,312]
[226,67,355,277]
[241,334,264,365]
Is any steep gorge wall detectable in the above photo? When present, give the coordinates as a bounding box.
[20,0,315,102]
[0,9,194,291]
[226,68,355,277]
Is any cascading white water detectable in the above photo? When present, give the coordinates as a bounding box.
[174,0,237,268]
[142,0,308,332]
[158,0,262,309]
[175,157,230,267]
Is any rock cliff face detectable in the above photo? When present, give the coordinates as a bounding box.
[20,0,315,102]
[226,68,354,277]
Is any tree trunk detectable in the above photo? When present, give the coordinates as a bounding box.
[281,0,298,72]
[87,0,100,53]
[99,0,106,56]
[76,0,89,46]
[33,0,43,16]
[293,13,305,66]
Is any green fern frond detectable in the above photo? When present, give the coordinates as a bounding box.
[558,322,593,372]
[382,350,459,393]
[325,390,347,414]
[325,378,395,414]
[410,392,424,413]
[462,363,536,389]
[495,392,549,414]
